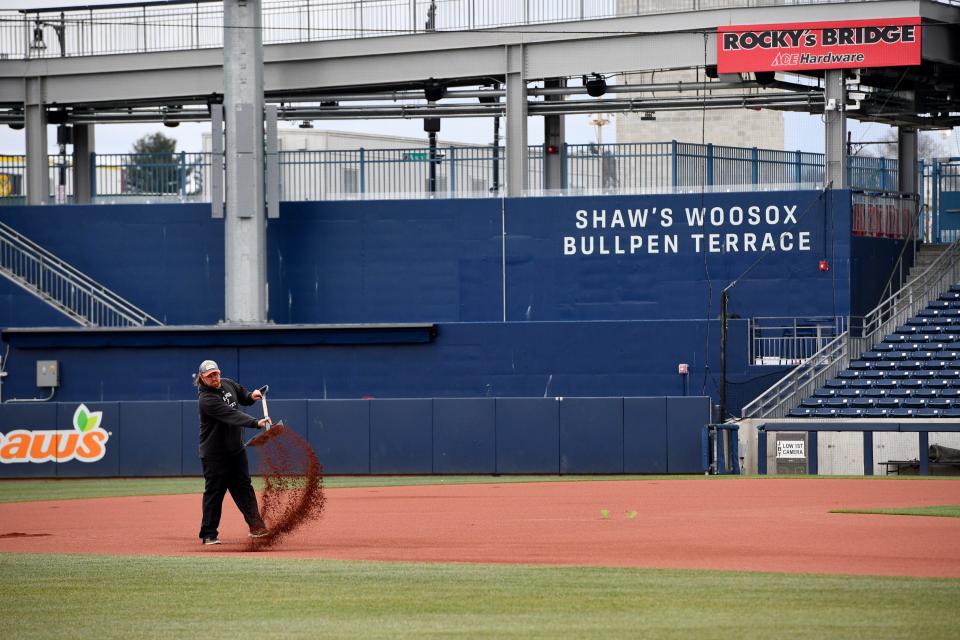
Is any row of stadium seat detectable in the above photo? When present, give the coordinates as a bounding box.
[802,396,957,408]
[916,307,960,317]
[858,350,960,360]
[875,341,960,350]
[788,407,960,418]
[846,360,960,370]
[834,369,960,380]
[894,323,960,333]
[816,382,960,393]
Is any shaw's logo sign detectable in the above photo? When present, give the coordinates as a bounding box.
[0,404,110,464]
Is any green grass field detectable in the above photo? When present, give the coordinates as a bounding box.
[2,553,958,640]
[1,477,959,639]
[833,504,960,518]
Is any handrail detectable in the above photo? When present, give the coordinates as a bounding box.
[0,221,163,327]
[742,238,960,419]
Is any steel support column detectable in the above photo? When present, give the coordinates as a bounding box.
[505,44,528,197]
[72,124,95,204]
[543,77,565,191]
[223,0,267,323]
[823,69,847,189]
[24,78,49,205]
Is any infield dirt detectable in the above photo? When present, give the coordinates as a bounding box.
[1,478,958,577]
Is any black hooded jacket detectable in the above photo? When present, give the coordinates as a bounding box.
[197,378,260,458]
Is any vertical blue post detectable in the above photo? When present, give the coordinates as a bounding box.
[862,431,873,475]
[808,431,818,475]
[706,143,714,187]
[359,148,366,194]
[932,161,940,243]
[879,157,887,192]
[671,140,678,189]
[751,147,758,185]
[729,427,740,474]
[919,431,929,475]
[561,143,568,190]
[90,152,97,199]
[758,428,767,475]
[179,150,187,197]
[701,426,710,473]
[795,150,802,185]
[449,146,457,195]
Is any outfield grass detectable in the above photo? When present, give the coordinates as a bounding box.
[833,505,960,518]
[1,553,957,640]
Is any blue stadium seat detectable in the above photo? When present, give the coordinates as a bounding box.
[947,342,960,350]
[813,387,836,397]
[894,325,917,334]
[787,407,814,417]
[849,360,872,370]
[947,360,960,369]
[839,408,863,417]
[873,342,896,352]
[902,398,927,408]
[926,379,949,389]
[914,408,941,417]
[928,399,952,409]
[825,378,849,387]
[889,389,913,398]
[877,398,901,408]
[864,388,887,398]
[900,379,923,389]
[862,370,886,379]
[801,398,825,407]
[813,408,839,417]
[889,408,915,417]
[915,389,938,398]
[863,408,888,417]
[850,378,872,388]
[885,351,909,361]
[897,360,921,370]
[886,370,910,379]
[874,379,898,389]
[939,290,960,300]
[928,301,951,310]
[942,408,960,417]
[850,398,874,408]
[859,351,882,360]
[948,284,960,293]
[837,370,860,379]
[825,397,848,407]
[924,361,947,370]
[938,369,960,379]
[911,370,935,379]
[896,342,921,351]
[935,336,960,344]
[885,333,908,342]
[947,381,960,390]
[839,389,862,398]
[935,351,960,360]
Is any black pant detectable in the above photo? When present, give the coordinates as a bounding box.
[199,449,264,540]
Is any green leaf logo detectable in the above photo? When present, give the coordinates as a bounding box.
[73,404,102,433]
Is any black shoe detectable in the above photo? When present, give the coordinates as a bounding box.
[248,527,269,538]
[202,536,221,545]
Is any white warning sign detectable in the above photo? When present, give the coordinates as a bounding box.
[776,440,805,459]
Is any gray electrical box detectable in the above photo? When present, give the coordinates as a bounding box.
[37,360,60,387]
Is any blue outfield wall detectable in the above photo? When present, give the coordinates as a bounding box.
[0,396,709,478]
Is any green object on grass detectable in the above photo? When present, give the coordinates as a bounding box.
[600,509,609,519]
[1,554,958,640]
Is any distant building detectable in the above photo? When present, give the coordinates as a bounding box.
[615,68,785,151]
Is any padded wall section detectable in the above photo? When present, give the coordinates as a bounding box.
[307,400,370,474]
[370,399,433,474]
[496,398,560,473]
[559,397,623,473]
[623,397,668,473]
[0,403,59,477]
[119,402,183,476]
[180,401,202,475]
[55,402,119,477]
[666,397,711,473]
[433,398,496,473]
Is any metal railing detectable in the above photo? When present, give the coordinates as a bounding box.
[3,0,959,60]
[749,316,847,366]
[742,239,960,418]
[0,221,163,327]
